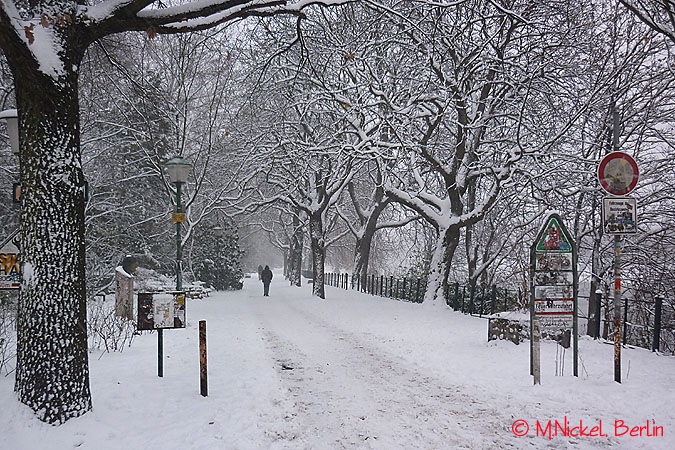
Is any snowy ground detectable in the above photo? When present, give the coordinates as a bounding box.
[2,272,674,450]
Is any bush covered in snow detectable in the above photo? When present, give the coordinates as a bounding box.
[87,296,136,353]
[0,291,16,376]
[191,223,244,291]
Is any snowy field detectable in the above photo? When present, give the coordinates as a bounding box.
[2,272,674,450]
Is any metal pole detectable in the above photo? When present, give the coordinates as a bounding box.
[653,295,663,352]
[613,234,622,383]
[158,328,163,377]
[612,105,622,383]
[176,181,183,291]
[594,289,602,339]
[623,296,628,346]
[533,319,541,385]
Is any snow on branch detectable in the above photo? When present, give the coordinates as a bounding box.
[85,0,350,35]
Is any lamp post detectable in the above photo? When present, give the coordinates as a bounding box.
[165,156,191,292]
[158,155,190,378]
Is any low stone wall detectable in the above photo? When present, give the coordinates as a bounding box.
[488,315,571,346]
[488,318,529,345]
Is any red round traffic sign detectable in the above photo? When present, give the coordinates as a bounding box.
[598,152,639,195]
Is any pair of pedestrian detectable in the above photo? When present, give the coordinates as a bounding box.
[260,265,273,296]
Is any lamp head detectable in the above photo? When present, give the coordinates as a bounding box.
[165,156,191,184]
[0,109,19,155]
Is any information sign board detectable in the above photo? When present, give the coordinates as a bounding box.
[530,213,579,377]
[137,292,186,330]
[531,216,575,330]
[602,197,637,234]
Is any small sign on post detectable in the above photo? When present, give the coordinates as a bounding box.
[598,151,639,384]
[137,292,186,330]
[597,151,639,196]
[137,292,186,378]
[0,229,20,290]
[602,197,637,234]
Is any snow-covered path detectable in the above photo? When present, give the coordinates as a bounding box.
[3,272,675,450]
[256,291,513,449]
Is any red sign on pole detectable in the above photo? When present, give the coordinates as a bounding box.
[598,152,639,196]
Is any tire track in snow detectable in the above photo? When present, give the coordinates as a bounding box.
[257,300,529,449]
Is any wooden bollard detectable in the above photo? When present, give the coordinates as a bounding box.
[199,320,208,396]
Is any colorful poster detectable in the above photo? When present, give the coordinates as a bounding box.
[602,197,637,234]
[153,294,175,328]
[137,292,186,330]
[0,230,20,290]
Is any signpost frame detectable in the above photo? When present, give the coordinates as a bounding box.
[530,213,578,381]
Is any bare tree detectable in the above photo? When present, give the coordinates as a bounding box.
[0,0,345,425]
[619,0,675,44]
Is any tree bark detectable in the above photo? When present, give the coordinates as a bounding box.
[289,211,303,287]
[309,212,325,299]
[352,209,382,289]
[424,226,461,307]
[13,62,91,424]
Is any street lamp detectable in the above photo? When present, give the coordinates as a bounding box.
[156,156,190,379]
[0,109,19,155]
[165,156,191,291]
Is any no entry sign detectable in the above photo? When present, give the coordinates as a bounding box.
[598,152,639,196]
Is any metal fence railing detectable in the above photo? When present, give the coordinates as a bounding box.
[323,272,674,355]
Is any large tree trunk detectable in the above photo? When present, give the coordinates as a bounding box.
[13,63,91,423]
[353,235,371,290]
[424,226,461,307]
[309,212,325,299]
[352,201,388,289]
[289,211,303,287]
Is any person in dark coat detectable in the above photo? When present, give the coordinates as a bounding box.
[257,265,263,280]
[261,265,273,296]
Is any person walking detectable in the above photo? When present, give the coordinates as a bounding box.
[261,265,273,297]
[257,265,263,280]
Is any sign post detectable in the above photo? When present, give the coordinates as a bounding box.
[598,150,639,384]
[137,292,186,377]
[530,214,578,383]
